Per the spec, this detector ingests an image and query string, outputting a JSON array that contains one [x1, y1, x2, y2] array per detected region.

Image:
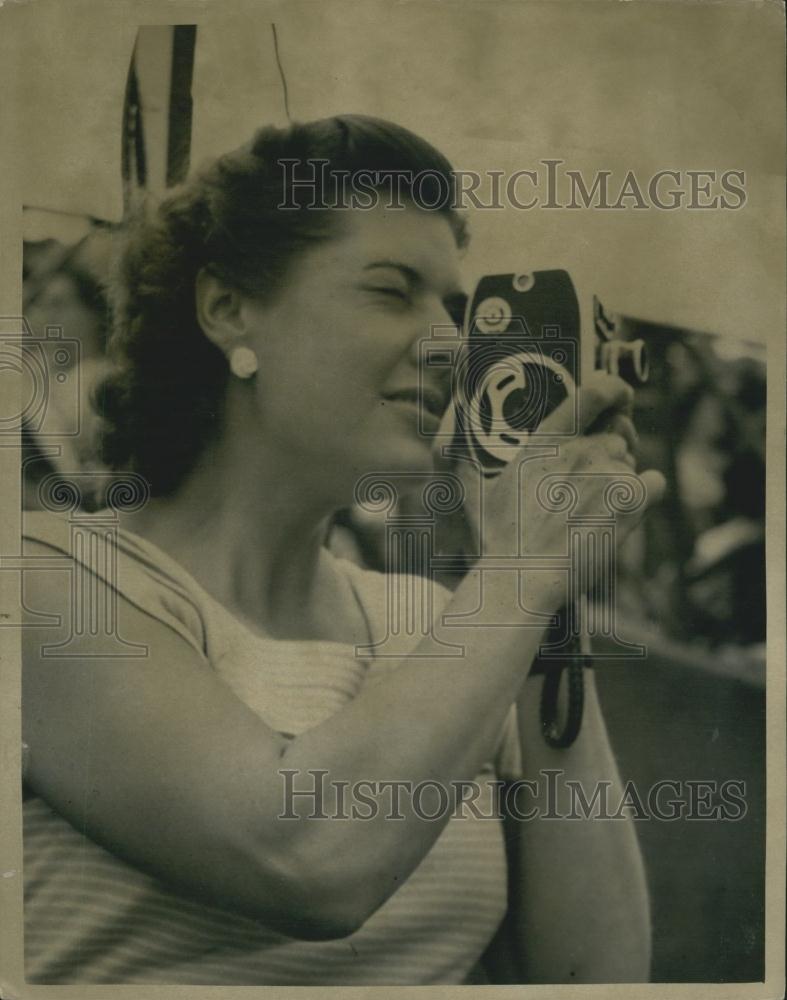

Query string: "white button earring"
[[229, 345, 259, 379]]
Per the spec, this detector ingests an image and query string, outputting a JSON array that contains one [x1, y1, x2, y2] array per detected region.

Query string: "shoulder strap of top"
[[21, 510, 208, 656]]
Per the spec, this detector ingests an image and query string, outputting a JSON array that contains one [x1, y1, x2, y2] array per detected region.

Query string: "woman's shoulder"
[[22, 509, 72, 551], [21, 509, 208, 656]]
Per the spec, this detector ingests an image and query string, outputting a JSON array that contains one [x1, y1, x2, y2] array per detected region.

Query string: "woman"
[[21, 115, 664, 985]]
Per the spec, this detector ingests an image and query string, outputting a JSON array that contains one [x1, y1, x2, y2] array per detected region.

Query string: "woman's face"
[[238, 202, 467, 494]]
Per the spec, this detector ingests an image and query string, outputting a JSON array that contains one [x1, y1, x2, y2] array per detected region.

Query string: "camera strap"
[[528, 606, 591, 748], [539, 656, 587, 748]]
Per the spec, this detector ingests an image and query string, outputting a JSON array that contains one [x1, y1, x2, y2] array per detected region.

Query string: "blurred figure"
[[683, 351, 766, 646], [685, 448, 765, 645], [22, 231, 114, 511]]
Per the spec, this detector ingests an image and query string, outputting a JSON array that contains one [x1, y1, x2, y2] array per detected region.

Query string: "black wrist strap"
[[539, 658, 587, 748], [529, 604, 590, 748]]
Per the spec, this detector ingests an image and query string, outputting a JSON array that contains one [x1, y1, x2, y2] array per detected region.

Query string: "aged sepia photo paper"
[[0, 1, 784, 997]]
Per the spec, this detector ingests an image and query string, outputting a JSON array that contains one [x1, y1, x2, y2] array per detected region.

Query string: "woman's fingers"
[[538, 371, 634, 439], [579, 371, 635, 431], [639, 467, 667, 509], [609, 467, 667, 537], [573, 432, 636, 470], [580, 441, 667, 508], [608, 467, 667, 546], [596, 412, 638, 455]]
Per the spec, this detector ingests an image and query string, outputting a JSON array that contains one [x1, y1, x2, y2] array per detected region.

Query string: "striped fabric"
[[21, 510, 522, 985]]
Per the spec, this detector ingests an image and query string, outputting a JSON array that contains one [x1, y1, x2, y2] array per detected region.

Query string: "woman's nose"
[[408, 297, 464, 360], [409, 318, 460, 409]]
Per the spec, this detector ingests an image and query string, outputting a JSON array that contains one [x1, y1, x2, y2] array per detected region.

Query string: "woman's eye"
[[367, 286, 409, 301]]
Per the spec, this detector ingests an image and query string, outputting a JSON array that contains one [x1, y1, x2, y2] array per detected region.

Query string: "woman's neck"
[[117, 435, 362, 643]]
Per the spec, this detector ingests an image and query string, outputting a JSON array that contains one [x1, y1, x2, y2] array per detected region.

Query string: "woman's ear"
[[195, 267, 245, 354]]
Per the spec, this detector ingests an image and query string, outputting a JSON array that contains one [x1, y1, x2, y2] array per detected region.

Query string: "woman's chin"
[[366, 434, 437, 476], [328, 432, 440, 501]]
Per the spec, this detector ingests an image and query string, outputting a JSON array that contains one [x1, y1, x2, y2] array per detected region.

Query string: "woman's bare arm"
[[508, 671, 652, 983], [22, 543, 559, 940]]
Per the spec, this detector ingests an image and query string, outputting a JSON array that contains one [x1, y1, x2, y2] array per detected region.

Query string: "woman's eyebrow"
[[362, 260, 467, 308]]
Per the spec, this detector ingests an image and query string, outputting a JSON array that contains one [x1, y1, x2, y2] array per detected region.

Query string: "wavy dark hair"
[[96, 115, 468, 496]]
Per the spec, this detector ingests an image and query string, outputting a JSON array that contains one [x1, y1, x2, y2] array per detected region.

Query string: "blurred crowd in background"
[[619, 320, 766, 653], [21, 224, 116, 513], [21, 221, 767, 670]]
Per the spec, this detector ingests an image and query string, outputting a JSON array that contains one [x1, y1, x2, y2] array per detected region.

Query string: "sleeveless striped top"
[[22, 511, 523, 985]]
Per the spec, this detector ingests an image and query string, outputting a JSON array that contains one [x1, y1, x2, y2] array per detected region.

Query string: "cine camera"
[[422, 268, 650, 748], [424, 268, 649, 475]]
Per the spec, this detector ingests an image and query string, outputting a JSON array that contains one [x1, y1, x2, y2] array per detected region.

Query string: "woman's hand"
[[463, 371, 666, 570]]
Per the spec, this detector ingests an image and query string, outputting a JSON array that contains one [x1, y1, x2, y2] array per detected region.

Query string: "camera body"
[[434, 268, 648, 477]]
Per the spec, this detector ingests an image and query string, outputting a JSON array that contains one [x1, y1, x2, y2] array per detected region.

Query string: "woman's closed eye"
[[361, 285, 411, 304]]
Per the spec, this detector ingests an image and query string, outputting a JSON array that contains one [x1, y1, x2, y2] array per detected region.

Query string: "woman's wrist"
[[487, 565, 567, 621], [440, 566, 566, 677]]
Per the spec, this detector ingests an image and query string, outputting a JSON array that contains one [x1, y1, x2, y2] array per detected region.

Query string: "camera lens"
[[632, 341, 649, 384], [618, 341, 649, 385]]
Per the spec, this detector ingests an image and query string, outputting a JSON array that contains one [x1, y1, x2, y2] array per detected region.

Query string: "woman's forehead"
[[316, 203, 464, 290]]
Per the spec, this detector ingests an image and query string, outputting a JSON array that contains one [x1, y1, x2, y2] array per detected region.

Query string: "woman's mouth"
[[383, 387, 446, 417], [382, 388, 445, 430]]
